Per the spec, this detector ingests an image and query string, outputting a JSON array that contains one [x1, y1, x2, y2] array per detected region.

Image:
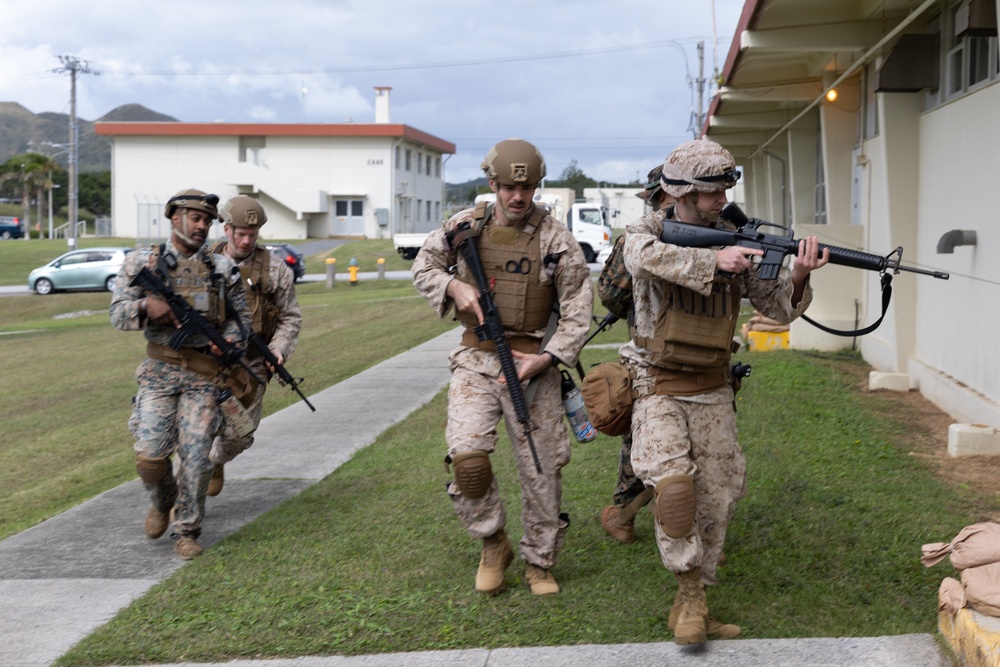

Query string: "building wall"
[[107, 133, 447, 242], [908, 80, 1000, 424], [110, 136, 238, 245]]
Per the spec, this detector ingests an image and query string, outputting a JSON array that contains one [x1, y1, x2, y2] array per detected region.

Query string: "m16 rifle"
[[447, 220, 544, 475], [659, 203, 949, 336], [129, 265, 261, 383], [245, 331, 316, 412], [660, 203, 949, 281]]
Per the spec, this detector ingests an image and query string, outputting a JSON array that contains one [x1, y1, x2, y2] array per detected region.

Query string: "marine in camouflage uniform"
[[412, 139, 593, 596], [206, 196, 303, 496], [109, 188, 252, 560], [600, 164, 670, 544], [619, 139, 829, 644]]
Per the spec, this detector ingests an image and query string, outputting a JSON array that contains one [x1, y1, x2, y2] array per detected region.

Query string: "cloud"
[[0, 0, 745, 183]]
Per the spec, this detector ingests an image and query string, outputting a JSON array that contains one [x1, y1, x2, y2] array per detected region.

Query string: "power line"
[[2, 38, 713, 83], [53, 55, 99, 251]]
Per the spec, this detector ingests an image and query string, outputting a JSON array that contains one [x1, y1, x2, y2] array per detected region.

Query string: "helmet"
[[164, 188, 220, 220], [636, 164, 664, 202], [660, 139, 740, 199], [220, 195, 267, 228], [481, 138, 546, 185]]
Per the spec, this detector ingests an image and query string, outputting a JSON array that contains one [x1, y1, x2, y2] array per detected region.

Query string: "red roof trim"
[[94, 122, 456, 154], [701, 0, 767, 137]]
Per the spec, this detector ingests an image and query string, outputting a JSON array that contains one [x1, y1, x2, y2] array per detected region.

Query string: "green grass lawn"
[[0, 274, 455, 540], [54, 333, 996, 665], [1, 252, 988, 665]]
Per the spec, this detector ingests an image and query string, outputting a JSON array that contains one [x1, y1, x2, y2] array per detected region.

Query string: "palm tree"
[[0, 152, 61, 240]]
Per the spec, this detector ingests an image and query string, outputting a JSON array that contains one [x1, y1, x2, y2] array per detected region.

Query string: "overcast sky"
[[1, 0, 743, 184]]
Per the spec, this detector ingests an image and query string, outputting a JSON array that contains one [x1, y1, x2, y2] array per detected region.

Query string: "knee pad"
[[135, 454, 171, 486], [452, 450, 493, 499], [654, 474, 697, 538]]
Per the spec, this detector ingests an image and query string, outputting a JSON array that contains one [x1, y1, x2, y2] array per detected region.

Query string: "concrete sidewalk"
[[0, 328, 954, 667]]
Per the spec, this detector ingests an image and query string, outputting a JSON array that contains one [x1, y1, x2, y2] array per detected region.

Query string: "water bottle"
[[561, 370, 598, 443]]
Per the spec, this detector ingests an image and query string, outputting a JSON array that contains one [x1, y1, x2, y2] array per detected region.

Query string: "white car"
[[28, 247, 134, 295], [595, 244, 613, 267]]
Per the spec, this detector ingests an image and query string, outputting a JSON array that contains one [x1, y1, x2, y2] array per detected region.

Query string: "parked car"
[[265, 243, 306, 282], [0, 216, 24, 240], [28, 247, 135, 295]]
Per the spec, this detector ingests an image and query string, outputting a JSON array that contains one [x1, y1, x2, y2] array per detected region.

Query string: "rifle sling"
[[801, 272, 893, 337]]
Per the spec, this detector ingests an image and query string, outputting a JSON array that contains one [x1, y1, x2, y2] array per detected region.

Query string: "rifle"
[[246, 331, 316, 412], [659, 203, 950, 281], [129, 265, 261, 384], [582, 312, 620, 347], [447, 220, 544, 475]]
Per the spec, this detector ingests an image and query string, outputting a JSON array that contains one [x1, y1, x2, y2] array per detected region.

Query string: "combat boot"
[[670, 568, 709, 645], [524, 564, 560, 595], [475, 530, 513, 595], [144, 506, 169, 539], [600, 505, 635, 543], [207, 464, 225, 497], [175, 535, 203, 560], [669, 601, 741, 640], [601, 488, 653, 544]]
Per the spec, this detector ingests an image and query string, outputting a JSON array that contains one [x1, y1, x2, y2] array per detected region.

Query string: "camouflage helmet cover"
[[220, 195, 268, 228], [164, 188, 220, 220], [481, 138, 546, 185], [660, 139, 740, 198], [636, 164, 665, 201]]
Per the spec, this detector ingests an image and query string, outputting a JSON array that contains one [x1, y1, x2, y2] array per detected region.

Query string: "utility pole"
[[54, 55, 99, 250], [695, 41, 706, 138]]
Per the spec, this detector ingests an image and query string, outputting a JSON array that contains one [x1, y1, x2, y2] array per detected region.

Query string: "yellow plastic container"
[[746, 330, 789, 351]]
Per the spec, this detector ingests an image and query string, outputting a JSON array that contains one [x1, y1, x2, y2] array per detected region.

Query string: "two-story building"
[[96, 87, 455, 243]]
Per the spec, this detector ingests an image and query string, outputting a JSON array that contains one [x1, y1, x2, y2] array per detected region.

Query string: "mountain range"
[[0, 102, 176, 173], [0, 101, 488, 196]]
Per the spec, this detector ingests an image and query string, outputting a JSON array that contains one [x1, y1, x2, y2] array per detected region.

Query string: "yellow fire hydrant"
[[348, 257, 359, 286]]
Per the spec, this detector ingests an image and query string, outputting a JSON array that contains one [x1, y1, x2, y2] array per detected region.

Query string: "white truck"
[[393, 233, 428, 260], [473, 192, 612, 263]]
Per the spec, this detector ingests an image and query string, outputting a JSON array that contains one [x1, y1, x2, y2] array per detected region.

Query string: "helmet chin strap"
[[173, 210, 201, 250]]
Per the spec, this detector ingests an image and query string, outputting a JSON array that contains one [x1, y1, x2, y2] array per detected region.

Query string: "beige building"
[[96, 88, 455, 243], [705, 0, 1000, 446]]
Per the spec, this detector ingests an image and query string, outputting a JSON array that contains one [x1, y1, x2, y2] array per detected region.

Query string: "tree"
[[78, 171, 111, 216], [0, 152, 61, 239], [548, 159, 598, 199]]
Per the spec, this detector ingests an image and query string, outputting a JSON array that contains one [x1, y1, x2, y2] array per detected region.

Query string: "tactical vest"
[[634, 273, 742, 373], [149, 244, 225, 325], [454, 203, 555, 333], [212, 242, 280, 342]]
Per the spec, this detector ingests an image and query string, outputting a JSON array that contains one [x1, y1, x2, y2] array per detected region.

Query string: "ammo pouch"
[[224, 365, 258, 408], [218, 389, 256, 438], [581, 362, 634, 436]]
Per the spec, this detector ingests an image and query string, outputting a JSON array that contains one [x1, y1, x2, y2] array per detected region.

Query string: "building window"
[[814, 132, 827, 225], [435, 202, 441, 222], [417, 153, 423, 174], [395, 146, 401, 169], [435, 156, 441, 178], [933, 3, 999, 105], [336, 200, 365, 218], [405, 149, 412, 171], [240, 136, 266, 165], [426, 155, 432, 176], [417, 199, 423, 222], [426, 200, 432, 221], [862, 64, 879, 141]]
